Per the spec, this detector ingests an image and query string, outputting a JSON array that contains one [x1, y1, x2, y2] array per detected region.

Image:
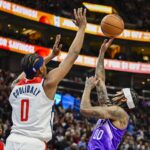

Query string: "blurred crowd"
[[7, 0, 150, 30], [0, 69, 150, 150], [116, 0, 150, 30]]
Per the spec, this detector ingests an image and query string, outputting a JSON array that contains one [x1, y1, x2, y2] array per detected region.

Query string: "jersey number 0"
[[21, 99, 29, 121]]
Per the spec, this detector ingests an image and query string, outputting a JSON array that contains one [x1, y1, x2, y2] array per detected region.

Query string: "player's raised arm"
[[95, 39, 113, 105], [96, 39, 113, 81], [80, 77, 128, 123], [46, 8, 87, 85], [10, 35, 62, 88], [44, 34, 62, 65]]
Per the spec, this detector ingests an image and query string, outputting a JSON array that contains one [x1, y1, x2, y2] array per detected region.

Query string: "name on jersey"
[[13, 85, 41, 98]]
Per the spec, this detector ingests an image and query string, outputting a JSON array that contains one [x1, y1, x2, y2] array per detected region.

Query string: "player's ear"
[[39, 66, 44, 74], [121, 98, 127, 102]]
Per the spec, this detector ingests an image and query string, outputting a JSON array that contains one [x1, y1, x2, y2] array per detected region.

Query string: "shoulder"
[[44, 68, 60, 87], [107, 106, 129, 121], [108, 106, 129, 130]]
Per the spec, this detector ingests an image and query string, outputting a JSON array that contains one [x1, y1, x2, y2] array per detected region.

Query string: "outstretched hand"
[[85, 76, 99, 90], [99, 38, 114, 55], [72, 8, 87, 30], [52, 34, 62, 56]]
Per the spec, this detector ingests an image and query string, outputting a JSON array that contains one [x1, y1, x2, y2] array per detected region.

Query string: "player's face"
[[112, 90, 127, 105]]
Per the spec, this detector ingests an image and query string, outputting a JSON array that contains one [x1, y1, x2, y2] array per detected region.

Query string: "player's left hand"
[[85, 76, 99, 89], [52, 34, 62, 56], [72, 8, 87, 30], [99, 38, 114, 55]]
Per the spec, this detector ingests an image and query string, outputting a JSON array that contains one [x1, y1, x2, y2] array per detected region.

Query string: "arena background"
[[0, 0, 150, 149]]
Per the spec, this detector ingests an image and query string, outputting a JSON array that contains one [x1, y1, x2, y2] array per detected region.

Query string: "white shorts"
[[5, 133, 47, 150]]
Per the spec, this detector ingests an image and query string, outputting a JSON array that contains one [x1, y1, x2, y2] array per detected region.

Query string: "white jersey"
[[9, 77, 54, 142]]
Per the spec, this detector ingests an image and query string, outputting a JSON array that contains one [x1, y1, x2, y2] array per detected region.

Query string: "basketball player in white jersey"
[[5, 8, 87, 150]]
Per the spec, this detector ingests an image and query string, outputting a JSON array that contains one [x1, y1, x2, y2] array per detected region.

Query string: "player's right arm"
[[45, 8, 87, 86], [80, 77, 128, 128], [95, 39, 113, 105]]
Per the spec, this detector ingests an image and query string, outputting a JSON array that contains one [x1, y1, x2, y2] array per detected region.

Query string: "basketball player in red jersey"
[[5, 8, 87, 150]]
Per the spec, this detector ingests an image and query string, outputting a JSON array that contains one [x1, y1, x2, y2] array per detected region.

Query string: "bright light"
[[83, 2, 113, 14], [143, 56, 149, 61], [147, 79, 150, 82]]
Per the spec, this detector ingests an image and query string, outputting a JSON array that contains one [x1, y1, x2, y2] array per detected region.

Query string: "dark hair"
[[118, 89, 139, 109], [123, 89, 139, 126], [21, 54, 39, 79], [110, 89, 139, 126], [130, 89, 139, 107]]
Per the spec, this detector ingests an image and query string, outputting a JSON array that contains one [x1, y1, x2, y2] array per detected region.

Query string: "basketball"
[[101, 14, 124, 37]]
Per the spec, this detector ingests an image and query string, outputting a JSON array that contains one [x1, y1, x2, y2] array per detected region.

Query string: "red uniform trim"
[[17, 77, 42, 85], [44, 142, 47, 150], [0, 141, 4, 150]]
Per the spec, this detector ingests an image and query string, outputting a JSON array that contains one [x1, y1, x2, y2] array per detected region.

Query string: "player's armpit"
[[107, 106, 129, 121]]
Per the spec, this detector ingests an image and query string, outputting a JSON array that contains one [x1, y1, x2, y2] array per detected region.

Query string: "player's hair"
[[120, 89, 139, 109], [112, 89, 139, 126], [21, 54, 40, 79]]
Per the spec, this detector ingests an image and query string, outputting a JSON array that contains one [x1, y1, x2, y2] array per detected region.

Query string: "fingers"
[[83, 8, 86, 17], [102, 38, 114, 46], [86, 76, 97, 82], [100, 38, 114, 52], [72, 19, 77, 26], [78, 8, 83, 19], [54, 34, 61, 45], [85, 76, 99, 89], [74, 9, 78, 20], [104, 39, 108, 43], [107, 38, 114, 46], [73, 8, 87, 28], [94, 79, 99, 86], [102, 39, 108, 45], [59, 44, 63, 50]]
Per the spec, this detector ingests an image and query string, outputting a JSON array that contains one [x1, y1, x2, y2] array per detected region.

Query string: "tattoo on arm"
[[109, 106, 128, 121], [95, 53, 112, 106], [92, 106, 127, 121], [96, 53, 105, 81], [96, 81, 109, 105], [92, 109, 106, 118], [110, 107, 123, 119]]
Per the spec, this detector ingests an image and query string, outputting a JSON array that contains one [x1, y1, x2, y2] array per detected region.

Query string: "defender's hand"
[[99, 38, 114, 55], [52, 34, 62, 56], [72, 8, 87, 30], [85, 76, 99, 90]]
